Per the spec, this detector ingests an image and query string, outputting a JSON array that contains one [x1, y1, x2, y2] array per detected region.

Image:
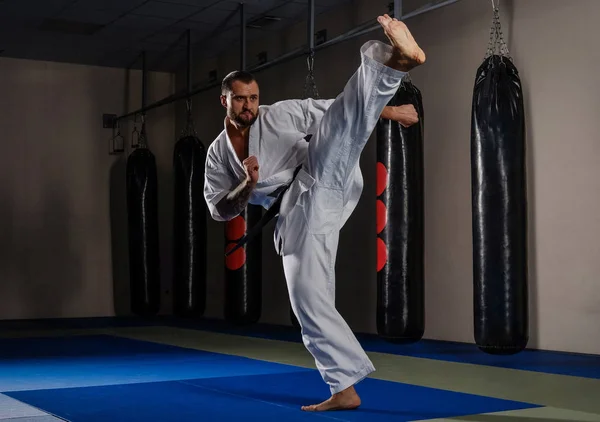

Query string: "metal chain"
[[138, 114, 148, 149], [485, 1, 511, 60], [181, 97, 198, 137], [401, 71, 412, 87], [303, 49, 320, 99], [113, 118, 124, 153], [131, 114, 140, 148]]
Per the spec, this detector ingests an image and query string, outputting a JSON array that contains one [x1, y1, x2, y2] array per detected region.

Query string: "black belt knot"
[[225, 165, 302, 256]]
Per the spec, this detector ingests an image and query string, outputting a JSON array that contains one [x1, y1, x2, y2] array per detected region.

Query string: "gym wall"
[[178, 0, 600, 356], [403, 0, 600, 356], [0, 57, 175, 320]]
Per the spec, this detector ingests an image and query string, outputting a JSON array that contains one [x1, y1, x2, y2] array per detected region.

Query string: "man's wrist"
[[381, 105, 394, 120], [245, 176, 257, 189]]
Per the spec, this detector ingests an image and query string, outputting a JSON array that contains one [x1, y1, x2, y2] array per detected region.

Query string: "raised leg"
[[278, 16, 425, 412], [306, 15, 425, 191]]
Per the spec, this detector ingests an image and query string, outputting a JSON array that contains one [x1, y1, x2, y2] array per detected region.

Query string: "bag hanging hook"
[[303, 48, 320, 99], [131, 114, 140, 148], [306, 49, 315, 73], [180, 96, 198, 138]]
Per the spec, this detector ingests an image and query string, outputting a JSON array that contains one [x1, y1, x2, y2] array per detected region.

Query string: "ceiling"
[[0, 0, 357, 72]]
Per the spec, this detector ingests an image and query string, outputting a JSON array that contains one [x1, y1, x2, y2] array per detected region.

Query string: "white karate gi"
[[204, 40, 406, 394]]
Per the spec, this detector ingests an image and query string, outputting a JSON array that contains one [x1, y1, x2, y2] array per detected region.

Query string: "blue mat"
[[186, 371, 540, 421], [7, 370, 539, 421], [0, 335, 310, 392]]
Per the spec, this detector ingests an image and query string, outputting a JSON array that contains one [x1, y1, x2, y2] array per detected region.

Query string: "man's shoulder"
[[206, 130, 227, 157]]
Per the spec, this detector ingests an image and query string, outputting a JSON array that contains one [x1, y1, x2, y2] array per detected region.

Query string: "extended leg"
[[307, 15, 425, 190]]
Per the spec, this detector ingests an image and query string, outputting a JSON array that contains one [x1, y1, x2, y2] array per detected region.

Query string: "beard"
[[229, 108, 258, 128]]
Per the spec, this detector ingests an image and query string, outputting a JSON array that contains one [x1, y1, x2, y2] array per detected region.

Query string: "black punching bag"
[[471, 10, 528, 354], [127, 125, 160, 317], [224, 205, 262, 324], [172, 135, 207, 317], [375, 78, 425, 343]]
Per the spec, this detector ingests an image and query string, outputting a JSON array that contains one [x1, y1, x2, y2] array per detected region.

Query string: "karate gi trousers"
[[274, 40, 407, 394]]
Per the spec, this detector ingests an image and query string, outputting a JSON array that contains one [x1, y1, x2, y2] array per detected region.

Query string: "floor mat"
[[6, 370, 540, 421], [0, 334, 311, 392], [160, 317, 600, 379], [2, 317, 598, 379]]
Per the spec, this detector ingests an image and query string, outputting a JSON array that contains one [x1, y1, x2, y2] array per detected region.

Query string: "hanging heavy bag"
[[126, 124, 161, 317], [224, 205, 263, 325], [471, 5, 528, 354], [375, 76, 425, 343], [172, 130, 207, 318]]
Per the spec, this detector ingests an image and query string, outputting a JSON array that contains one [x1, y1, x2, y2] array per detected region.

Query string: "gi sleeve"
[[204, 144, 235, 222]]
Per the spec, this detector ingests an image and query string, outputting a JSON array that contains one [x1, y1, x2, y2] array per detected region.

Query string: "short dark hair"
[[221, 70, 256, 95]]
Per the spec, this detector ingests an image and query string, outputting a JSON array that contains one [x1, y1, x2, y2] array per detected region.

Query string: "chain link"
[[180, 97, 198, 138], [303, 49, 320, 99], [138, 118, 148, 149], [401, 71, 412, 87], [485, 2, 511, 60]]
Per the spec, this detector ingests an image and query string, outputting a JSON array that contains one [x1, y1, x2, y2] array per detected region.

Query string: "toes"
[[378, 14, 392, 25]]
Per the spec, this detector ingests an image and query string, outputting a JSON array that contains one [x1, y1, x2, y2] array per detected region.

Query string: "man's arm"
[[212, 155, 259, 221], [214, 177, 255, 221], [381, 104, 419, 127]]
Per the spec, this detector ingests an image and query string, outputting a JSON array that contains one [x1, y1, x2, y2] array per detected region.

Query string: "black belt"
[[225, 165, 303, 257]]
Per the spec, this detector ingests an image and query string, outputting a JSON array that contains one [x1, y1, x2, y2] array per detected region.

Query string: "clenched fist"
[[381, 104, 419, 127], [396, 104, 419, 127], [243, 155, 259, 186]]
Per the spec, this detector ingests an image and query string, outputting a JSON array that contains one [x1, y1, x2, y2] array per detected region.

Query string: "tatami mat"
[[0, 318, 598, 421]]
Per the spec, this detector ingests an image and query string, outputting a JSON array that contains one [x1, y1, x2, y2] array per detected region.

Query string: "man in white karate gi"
[[204, 15, 425, 411]]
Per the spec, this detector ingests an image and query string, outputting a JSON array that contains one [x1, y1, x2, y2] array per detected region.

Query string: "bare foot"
[[377, 14, 426, 71], [301, 385, 361, 412]]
